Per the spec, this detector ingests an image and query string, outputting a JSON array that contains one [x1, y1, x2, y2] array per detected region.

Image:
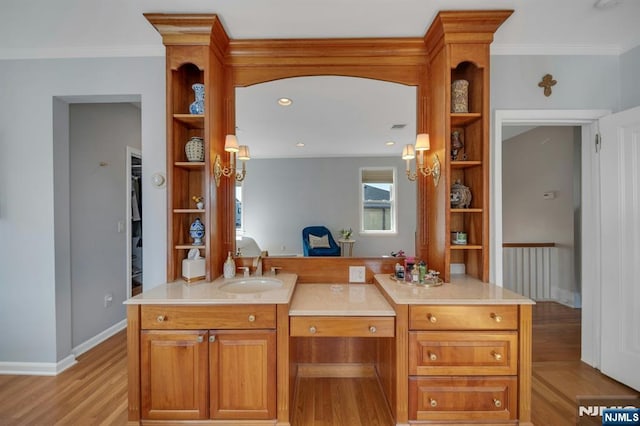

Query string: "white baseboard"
[[0, 319, 127, 376], [73, 319, 127, 357], [0, 354, 77, 376], [551, 287, 580, 308]]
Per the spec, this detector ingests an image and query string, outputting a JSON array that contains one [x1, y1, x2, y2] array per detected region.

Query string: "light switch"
[[349, 266, 366, 283], [543, 191, 556, 200]]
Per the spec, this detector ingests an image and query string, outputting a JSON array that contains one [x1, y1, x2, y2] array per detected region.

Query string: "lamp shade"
[[402, 144, 416, 160], [224, 134, 240, 153], [415, 133, 430, 151], [237, 145, 250, 161]]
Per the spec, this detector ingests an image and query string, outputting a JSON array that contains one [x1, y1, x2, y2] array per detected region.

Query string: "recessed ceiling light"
[[295, 142, 305, 147], [278, 97, 293, 106], [385, 141, 395, 146]]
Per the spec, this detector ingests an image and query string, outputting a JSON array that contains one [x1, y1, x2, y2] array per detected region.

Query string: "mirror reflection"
[[235, 76, 417, 257]]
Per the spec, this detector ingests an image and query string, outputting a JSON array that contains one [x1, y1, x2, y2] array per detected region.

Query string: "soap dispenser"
[[223, 252, 236, 278]]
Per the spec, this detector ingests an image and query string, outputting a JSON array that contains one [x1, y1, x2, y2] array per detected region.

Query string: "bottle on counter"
[[223, 251, 236, 278], [418, 261, 427, 283], [405, 256, 415, 282], [395, 262, 405, 280]]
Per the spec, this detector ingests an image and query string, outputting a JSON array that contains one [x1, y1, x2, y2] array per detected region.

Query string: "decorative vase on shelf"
[[450, 180, 472, 209], [185, 136, 204, 162], [196, 201, 204, 210], [189, 83, 205, 115], [451, 79, 469, 113], [189, 217, 205, 246], [451, 130, 465, 161]]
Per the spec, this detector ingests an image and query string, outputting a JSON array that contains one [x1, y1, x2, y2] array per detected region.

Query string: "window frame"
[[359, 166, 398, 235]]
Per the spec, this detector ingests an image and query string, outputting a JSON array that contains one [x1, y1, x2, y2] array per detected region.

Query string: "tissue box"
[[182, 258, 205, 283]]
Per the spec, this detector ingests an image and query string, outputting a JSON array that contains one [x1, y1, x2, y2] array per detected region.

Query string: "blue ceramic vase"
[[189, 83, 205, 114], [189, 217, 205, 245]]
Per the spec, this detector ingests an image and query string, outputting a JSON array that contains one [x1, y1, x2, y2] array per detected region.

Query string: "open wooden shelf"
[[174, 161, 205, 169], [451, 113, 482, 127], [173, 114, 204, 128], [451, 161, 482, 169], [450, 208, 483, 213], [450, 245, 483, 250], [173, 209, 206, 213]]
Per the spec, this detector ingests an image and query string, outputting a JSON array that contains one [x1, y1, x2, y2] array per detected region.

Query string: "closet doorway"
[[127, 147, 142, 297]]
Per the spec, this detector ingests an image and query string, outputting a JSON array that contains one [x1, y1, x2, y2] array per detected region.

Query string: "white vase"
[[185, 136, 204, 162]]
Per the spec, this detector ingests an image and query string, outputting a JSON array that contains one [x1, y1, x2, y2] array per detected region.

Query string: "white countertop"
[[124, 273, 297, 305], [375, 274, 535, 305], [289, 284, 396, 316]]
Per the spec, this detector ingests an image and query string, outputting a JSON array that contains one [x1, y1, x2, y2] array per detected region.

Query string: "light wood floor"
[[0, 302, 637, 425]]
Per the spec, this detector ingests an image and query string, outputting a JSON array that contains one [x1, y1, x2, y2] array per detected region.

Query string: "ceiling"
[[2, 0, 639, 158]]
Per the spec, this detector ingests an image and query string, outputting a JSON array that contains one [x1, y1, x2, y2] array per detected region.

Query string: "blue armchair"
[[302, 226, 341, 256]]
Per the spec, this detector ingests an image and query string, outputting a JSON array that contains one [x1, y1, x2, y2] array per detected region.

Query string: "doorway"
[[493, 109, 608, 368], [501, 125, 581, 307], [127, 147, 142, 297]]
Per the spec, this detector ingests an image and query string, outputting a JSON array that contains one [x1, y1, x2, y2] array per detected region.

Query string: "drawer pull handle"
[[493, 398, 502, 408], [248, 314, 256, 322], [309, 326, 317, 334], [427, 314, 437, 323], [156, 315, 166, 323], [369, 326, 377, 334], [429, 352, 438, 361], [490, 313, 503, 323], [430, 398, 438, 408], [491, 351, 503, 361], [209, 335, 216, 343], [197, 336, 203, 343]]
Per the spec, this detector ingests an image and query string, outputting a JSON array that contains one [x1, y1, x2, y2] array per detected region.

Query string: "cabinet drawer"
[[290, 316, 394, 337], [409, 376, 517, 421], [409, 305, 517, 330], [409, 331, 517, 375], [141, 305, 276, 329]]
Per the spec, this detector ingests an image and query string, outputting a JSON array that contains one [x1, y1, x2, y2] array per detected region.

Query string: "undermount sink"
[[219, 278, 284, 294]]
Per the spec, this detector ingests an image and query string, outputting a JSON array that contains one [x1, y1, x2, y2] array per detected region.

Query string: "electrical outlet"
[[104, 293, 113, 308], [349, 266, 366, 283]]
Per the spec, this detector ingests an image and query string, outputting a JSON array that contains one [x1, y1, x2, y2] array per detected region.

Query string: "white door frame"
[[126, 146, 142, 299], [493, 109, 609, 367]]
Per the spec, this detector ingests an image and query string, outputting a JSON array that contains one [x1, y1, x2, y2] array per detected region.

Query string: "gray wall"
[[621, 45, 640, 110], [502, 126, 580, 302], [0, 57, 165, 365], [242, 157, 416, 257], [69, 103, 140, 347], [491, 55, 620, 111]]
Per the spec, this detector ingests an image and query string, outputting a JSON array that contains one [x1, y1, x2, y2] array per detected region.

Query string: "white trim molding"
[[493, 109, 609, 368], [72, 319, 127, 358], [0, 355, 77, 376]]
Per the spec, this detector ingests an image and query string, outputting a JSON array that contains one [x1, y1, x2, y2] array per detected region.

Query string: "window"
[[360, 167, 396, 234], [235, 183, 243, 231]]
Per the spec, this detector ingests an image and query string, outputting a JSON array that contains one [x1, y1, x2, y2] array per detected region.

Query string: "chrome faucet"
[[237, 266, 250, 278], [252, 255, 263, 277]]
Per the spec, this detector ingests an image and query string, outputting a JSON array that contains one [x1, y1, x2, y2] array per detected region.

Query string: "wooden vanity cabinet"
[[407, 305, 524, 423], [139, 305, 277, 422]]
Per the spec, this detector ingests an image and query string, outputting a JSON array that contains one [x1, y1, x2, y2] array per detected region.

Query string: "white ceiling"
[[2, 0, 639, 158]]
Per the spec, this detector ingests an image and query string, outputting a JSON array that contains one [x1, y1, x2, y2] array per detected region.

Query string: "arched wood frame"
[[218, 38, 431, 264]]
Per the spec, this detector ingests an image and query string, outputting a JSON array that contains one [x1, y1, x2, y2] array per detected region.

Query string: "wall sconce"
[[214, 135, 250, 187], [402, 133, 441, 186]]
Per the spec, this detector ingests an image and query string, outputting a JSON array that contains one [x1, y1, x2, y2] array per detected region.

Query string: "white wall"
[[241, 157, 416, 257], [0, 57, 166, 367], [69, 103, 140, 347], [502, 126, 580, 303]]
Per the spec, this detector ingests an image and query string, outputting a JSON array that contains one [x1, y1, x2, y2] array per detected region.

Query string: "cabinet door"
[[141, 330, 208, 420], [210, 330, 276, 420]]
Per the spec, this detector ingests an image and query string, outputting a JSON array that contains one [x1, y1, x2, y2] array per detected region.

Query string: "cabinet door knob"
[[490, 313, 503, 323], [309, 326, 317, 334], [493, 398, 502, 408], [197, 336, 203, 343], [429, 352, 438, 361], [248, 314, 256, 322], [491, 351, 503, 361], [429, 398, 438, 407], [369, 326, 377, 334], [427, 314, 437, 323], [209, 335, 216, 343], [156, 315, 166, 322]]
